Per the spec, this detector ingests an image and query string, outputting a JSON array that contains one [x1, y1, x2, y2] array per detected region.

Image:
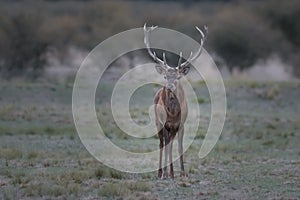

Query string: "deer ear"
[[179, 66, 190, 76], [155, 65, 166, 74]]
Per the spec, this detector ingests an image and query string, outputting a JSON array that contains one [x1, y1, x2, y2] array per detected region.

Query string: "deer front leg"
[[162, 127, 169, 179], [169, 135, 174, 179], [178, 126, 186, 177], [158, 129, 163, 178]]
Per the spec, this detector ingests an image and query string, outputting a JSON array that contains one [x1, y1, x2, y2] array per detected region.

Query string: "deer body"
[[144, 23, 207, 178], [154, 82, 188, 178]]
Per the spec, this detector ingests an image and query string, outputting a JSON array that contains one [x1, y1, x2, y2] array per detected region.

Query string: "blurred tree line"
[[0, 0, 299, 79]]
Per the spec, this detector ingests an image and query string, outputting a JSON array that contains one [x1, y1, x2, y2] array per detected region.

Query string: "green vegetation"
[[0, 10, 48, 79], [0, 0, 300, 78], [98, 181, 150, 197], [0, 80, 299, 199], [0, 148, 22, 160]]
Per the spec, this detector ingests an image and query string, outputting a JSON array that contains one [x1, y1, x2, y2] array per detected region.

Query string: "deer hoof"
[[158, 169, 162, 178], [161, 172, 168, 179], [180, 171, 187, 177], [170, 171, 174, 179]]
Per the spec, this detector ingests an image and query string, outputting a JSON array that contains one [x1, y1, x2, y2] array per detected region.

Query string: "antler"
[[176, 25, 208, 69], [144, 23, 171, 69], [144, 24, 208, 70]]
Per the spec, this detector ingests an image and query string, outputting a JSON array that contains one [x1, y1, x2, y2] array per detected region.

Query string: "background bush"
[[207, 6, 287, 71], [0, 10, 48, 79], [0, 0, 299, 79], [257, 0, 300, 76]]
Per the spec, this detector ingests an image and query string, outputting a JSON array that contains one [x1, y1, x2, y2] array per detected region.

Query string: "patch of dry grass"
[[0, 148, 22, 160], [98, 181, 150, 198]]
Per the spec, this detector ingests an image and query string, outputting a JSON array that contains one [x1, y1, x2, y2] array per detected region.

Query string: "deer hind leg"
[[158, 129, 163, 178], [169, 134, 175, 179], [178, 126, 186, 177], [162, 127, 169, 179]]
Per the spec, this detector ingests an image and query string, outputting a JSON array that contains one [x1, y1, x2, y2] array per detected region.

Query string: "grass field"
[[0, 80, 299, 199]]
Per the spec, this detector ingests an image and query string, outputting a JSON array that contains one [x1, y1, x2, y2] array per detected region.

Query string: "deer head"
[[144, 24, 208, 92]]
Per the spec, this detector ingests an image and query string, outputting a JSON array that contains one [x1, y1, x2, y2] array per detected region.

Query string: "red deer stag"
[[144, 24, 208, 178]]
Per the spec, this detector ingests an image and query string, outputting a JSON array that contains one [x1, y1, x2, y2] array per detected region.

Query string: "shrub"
[[256, 0, 300, 76], [208, 6, 286, 71], [258, 0, 300, 48], [0, 10, 49, 79]]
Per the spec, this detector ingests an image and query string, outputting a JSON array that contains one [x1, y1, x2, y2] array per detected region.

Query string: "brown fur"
[[154, 83, 188, 178]]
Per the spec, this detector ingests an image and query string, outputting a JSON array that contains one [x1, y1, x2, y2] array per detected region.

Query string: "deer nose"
[[166, 84, 175, 92]]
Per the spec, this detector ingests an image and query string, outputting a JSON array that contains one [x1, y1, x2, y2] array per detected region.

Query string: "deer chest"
[[164, 120, 180, 133]]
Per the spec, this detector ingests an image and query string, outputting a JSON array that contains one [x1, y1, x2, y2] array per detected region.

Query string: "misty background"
[[0, 0, 299, 82]]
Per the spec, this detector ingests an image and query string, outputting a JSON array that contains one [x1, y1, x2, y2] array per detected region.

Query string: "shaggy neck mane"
[[162, 87, 181, 117]]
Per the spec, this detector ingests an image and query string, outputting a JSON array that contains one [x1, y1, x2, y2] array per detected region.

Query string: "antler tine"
[[162, 52, 167, 65], [144, 23, 171, 68], [176, 52, 183, 70], [179, 25, 208, 68], [178, 51, 193, 68]]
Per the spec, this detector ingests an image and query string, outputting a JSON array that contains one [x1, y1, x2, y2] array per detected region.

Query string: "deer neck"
[[163, 86, 181, 117]]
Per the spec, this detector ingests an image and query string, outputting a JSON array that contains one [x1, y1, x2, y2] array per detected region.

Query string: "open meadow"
[[0, 80, 299, 199]]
